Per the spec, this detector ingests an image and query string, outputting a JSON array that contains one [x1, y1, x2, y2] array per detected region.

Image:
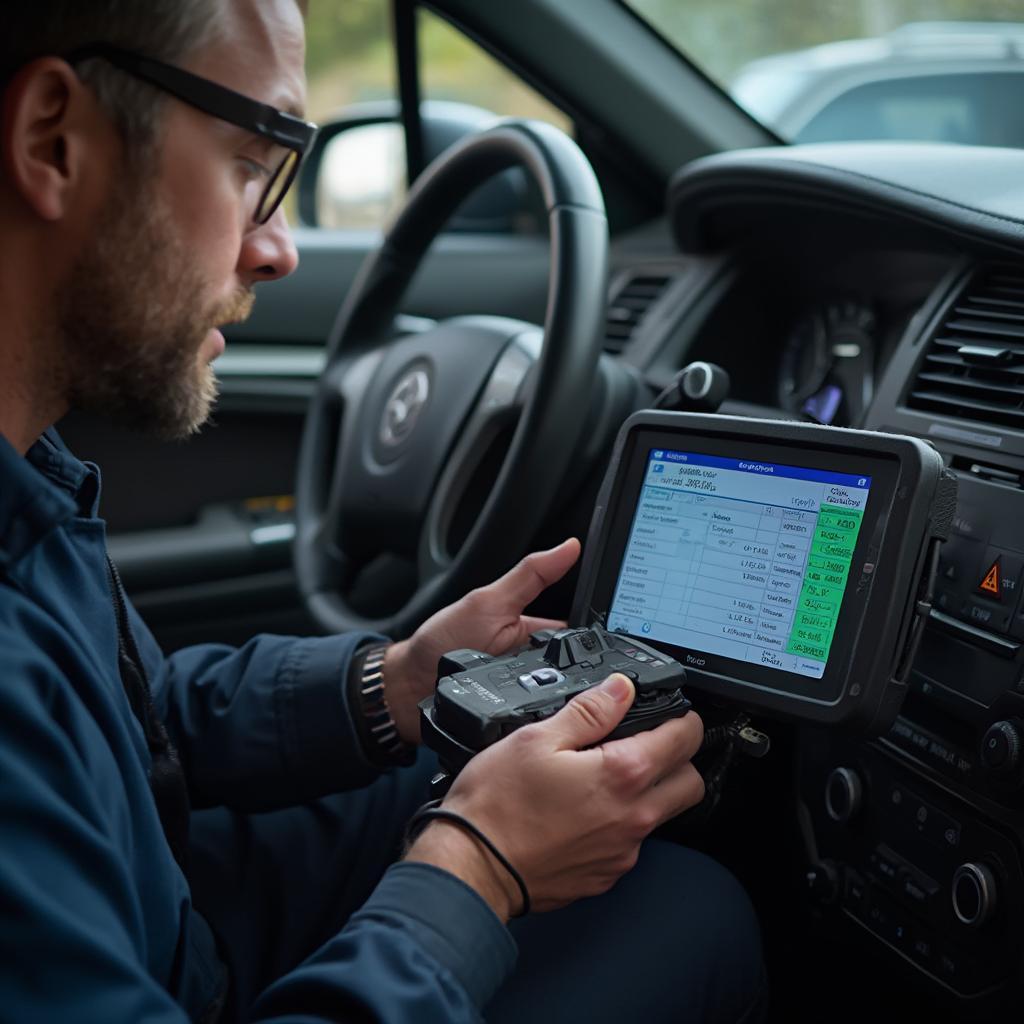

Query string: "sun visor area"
[[668, 141, 1024, 257]]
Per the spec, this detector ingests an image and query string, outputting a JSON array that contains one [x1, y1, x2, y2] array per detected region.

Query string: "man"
[[0, 2, 765, 1021]]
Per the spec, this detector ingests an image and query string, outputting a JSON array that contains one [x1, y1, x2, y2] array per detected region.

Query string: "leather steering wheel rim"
[[294, 120, 608, 637]]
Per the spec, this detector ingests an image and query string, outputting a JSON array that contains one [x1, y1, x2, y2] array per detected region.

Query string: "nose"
[[237, 206, 299, 283]]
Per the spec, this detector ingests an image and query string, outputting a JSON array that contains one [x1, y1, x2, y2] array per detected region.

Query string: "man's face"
[[59, 163, 255, 439], [58, 0, 305, 440]]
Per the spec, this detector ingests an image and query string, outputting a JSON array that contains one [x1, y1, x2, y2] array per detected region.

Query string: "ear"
[[1, 57, 105, 222]]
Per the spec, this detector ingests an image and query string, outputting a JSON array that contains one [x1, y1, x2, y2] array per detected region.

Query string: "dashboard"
[[606, 141, 1024, 1015], [677, 246, 952, 427]]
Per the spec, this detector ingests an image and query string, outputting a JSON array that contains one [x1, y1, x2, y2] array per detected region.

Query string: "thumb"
[[541, 673, 635, 750]]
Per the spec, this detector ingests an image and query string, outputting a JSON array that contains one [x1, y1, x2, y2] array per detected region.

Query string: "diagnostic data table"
[[607, 451, 871, 679]]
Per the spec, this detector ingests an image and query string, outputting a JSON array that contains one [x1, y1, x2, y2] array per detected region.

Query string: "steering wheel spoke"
[[418, 328, 542, 580]]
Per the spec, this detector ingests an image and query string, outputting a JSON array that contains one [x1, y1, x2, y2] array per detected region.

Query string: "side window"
[[301, 0, 399, 229], [305, 1, 397, 121], [301, 4, 570, 230], [418, 9, 570, 132]]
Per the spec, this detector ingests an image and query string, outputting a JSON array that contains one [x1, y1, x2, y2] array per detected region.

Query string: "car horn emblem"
[[380, 367, 430, 447]]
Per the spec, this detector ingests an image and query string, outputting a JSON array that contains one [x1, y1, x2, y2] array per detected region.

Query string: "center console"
[[798, 262, 1024, 1006]]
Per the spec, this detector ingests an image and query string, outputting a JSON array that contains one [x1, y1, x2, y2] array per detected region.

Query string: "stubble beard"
[[58, 177, 252, 441]]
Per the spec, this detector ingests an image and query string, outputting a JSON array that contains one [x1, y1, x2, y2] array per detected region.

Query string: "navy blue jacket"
[[0, 432, 515, 1021]]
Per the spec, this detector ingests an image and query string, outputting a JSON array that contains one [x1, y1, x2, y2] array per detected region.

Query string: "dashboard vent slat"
[[942, 317, 1024, 341], [604, 273, 672, 354], [907, 264, 1024, 431], [926, 353, 1024, 378], [915, 371, 1024, 400], [953, 304, 1024, 324]]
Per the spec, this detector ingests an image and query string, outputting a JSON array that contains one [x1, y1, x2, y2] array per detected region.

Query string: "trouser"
[[188, 750, 767, 1023]]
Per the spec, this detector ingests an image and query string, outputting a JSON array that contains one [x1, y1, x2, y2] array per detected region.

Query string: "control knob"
[[979, 720, 1022, 776], [805, 858, 840, 905], [824, 767, 863, 824], [653, 361, 731, 413], [951, 862, 998, 927], [678, 362, 730, 412]]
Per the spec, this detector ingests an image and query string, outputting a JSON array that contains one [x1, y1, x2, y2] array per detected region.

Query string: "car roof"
[[732, 21, 1024, 133]]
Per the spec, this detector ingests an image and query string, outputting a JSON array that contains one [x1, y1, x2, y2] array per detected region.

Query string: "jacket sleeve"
[[0, 645, 517, 1024], [131, 602, 388, 811], [251, 863, 517, 1023]]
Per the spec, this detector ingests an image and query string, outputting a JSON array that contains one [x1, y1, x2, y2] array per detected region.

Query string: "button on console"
[[979, 547, 1024, 608], [960, 597, 1012, 633]]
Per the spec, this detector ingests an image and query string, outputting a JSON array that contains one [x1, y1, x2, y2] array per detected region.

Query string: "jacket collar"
[[0, 428, 101, 573]]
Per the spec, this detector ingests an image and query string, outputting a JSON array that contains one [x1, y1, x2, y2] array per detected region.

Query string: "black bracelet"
[[407, 802, 531, 918]]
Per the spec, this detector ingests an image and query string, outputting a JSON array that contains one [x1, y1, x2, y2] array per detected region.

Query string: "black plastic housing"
[[419, 625, 691, 774], [571, 411, 956, 735]]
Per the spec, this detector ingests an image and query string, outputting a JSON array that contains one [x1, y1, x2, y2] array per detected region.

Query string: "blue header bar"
[[649, 448, 871, 490]]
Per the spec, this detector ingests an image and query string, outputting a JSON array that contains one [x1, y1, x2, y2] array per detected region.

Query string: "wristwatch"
[[351, 642, 416, 767]]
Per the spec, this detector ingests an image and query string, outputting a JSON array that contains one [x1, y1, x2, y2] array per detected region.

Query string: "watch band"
[[356, 643, 416, 767]]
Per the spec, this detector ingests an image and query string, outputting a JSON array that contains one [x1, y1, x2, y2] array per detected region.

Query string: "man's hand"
[[382, 538, 581, 744], [405, 673, 705, 922]]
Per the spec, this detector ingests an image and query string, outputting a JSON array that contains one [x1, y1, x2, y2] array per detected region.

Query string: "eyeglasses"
[[67, 43, 318, 225]]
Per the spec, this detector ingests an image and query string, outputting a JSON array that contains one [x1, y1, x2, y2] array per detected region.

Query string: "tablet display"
[[606, 449, 871, 679]]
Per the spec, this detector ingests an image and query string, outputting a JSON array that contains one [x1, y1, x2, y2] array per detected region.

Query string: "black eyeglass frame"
[[67, 43, 318, 223]]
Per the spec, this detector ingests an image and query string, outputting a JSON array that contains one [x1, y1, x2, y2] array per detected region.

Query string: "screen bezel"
[[587, 428, 902, 706]]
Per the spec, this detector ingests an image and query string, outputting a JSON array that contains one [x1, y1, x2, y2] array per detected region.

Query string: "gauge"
[[777, 299, 877, 425]]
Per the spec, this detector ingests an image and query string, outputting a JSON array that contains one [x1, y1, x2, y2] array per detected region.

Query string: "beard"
[[58, 177, 253, 441]]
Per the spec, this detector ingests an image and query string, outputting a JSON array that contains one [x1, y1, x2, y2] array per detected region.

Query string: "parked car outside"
[[730, 21, 1024, 147]]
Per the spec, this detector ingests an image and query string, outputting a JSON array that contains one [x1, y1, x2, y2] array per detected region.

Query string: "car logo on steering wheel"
[[380, 367, 430, 447]]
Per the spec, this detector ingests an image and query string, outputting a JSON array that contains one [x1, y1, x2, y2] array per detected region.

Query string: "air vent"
[[604, 273, 672, 354], [907, 265, 1024, 430]]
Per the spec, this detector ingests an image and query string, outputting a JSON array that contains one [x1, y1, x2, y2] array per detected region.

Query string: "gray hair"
[[2, 2, 223, 154]]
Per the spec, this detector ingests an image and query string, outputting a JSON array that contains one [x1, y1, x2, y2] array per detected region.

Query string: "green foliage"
[[305, 0, 391, 78], [303, 2, 566, 128]]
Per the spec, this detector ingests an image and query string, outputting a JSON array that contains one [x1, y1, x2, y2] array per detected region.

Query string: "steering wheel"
[[294, 120, 608, 638]]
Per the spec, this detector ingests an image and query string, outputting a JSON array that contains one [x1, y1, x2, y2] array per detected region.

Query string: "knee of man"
[[634, 840, 766, 1017], [640, 839, 761, 950]]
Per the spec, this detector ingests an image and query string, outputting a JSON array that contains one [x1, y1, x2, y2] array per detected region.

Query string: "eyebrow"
[[271, 91, 306, 121]]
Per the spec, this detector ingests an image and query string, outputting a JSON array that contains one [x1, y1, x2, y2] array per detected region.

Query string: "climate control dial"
[[825, 767, 863, 824], [951, 862, 998, 927], [979, 720, 1022, 776]]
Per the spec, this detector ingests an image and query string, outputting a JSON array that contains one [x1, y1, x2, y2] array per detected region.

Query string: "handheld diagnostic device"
[[420, 623, 691, 775]]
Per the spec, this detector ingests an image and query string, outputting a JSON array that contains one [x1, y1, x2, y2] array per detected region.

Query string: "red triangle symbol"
[[979, 561, 1001, 597]]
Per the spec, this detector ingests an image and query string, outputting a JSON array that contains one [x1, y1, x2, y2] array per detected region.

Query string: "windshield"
[[622, 1, 1024, 148]]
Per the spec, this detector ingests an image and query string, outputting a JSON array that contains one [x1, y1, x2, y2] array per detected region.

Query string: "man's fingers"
[[599, 710, 704, 787], [519, 616, 567, 635], [642, 761, 707, 828], [483, 538, 581, 610]]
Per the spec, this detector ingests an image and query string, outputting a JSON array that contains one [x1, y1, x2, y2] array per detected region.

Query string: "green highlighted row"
[[785, 504, 864, 664]]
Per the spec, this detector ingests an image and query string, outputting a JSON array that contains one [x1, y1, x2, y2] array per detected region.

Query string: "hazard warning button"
[[978, 559, 1002, 599], [977, 548, 1024, 608]]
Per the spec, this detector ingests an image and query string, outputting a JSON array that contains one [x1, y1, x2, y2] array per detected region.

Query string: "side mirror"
[[297, 100, 543, 232]]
